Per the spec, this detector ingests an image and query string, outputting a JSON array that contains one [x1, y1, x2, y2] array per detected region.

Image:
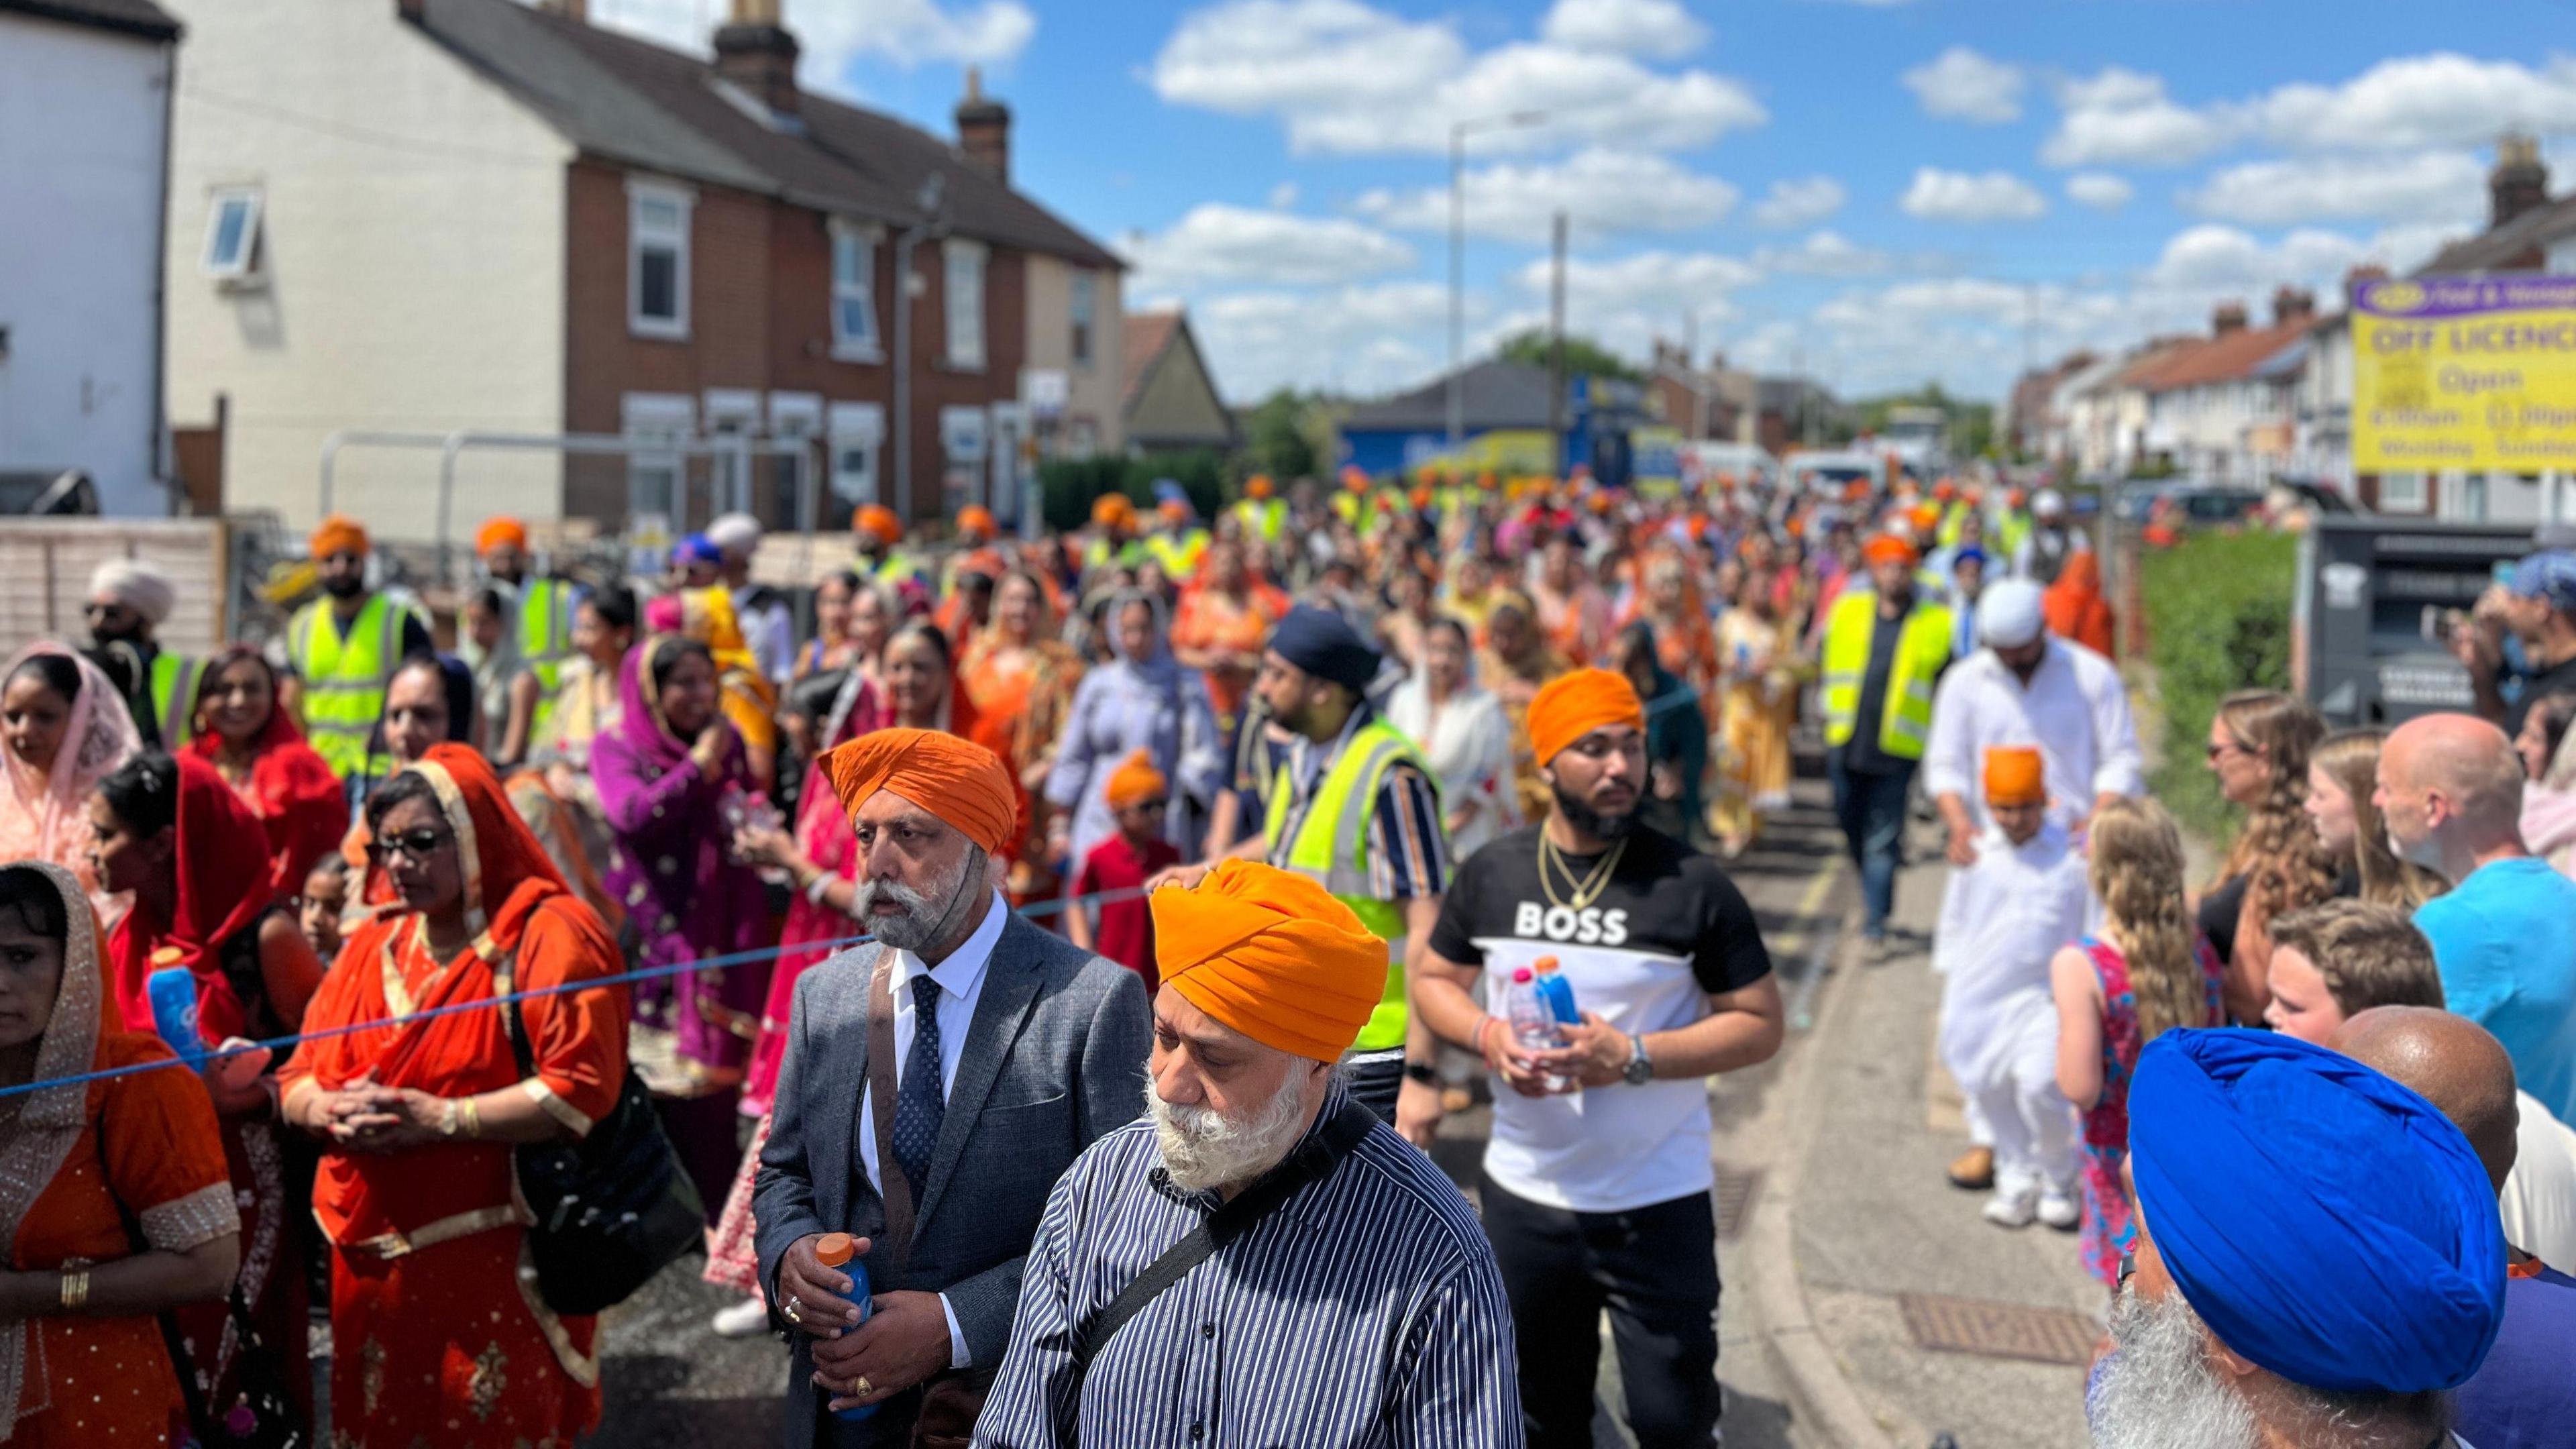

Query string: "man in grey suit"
[[755, 730, 1152, 1447]]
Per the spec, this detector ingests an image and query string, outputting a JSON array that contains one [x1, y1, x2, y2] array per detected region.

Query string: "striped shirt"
[[1265, 704, 1452, 900], [971, 1079, 1523, 1449]]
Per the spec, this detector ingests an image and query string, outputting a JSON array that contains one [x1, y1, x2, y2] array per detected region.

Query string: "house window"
[[770, 392, 824, 529], [628, 180, 694, 340], [622, 392, 695, 524], [944, 239, 987, 370], [941, 405, 989, 511], [826, 401, 885, 528], [1070, 272, 1095, 368], [201, 188, 263, 282], [830, 221, 881, 362], [704, 388, 761, 514], [2377, 472, 2428, 513]]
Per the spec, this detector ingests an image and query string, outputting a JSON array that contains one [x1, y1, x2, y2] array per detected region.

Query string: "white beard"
[[859, 849, 981, 953], [1146, 1067, 1313, 1195], [2090, 1287, 2260, 1449]]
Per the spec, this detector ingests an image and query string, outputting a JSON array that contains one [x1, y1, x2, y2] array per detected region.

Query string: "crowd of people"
[[0, 464, 2568, 1448]]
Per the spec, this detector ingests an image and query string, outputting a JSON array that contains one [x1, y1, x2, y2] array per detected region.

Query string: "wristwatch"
[[1622, 1033, 1654, 1086], [1403, 1061, 1439, 1087]]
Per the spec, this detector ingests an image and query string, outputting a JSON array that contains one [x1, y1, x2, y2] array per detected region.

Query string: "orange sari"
[[278, 746, 628, 1448], [5, 862, 237, 1449], [960, 597, 1086, 904], [1169, 582, 1287, 725]]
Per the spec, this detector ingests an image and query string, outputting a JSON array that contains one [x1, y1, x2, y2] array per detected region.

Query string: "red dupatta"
[[188, 645, 347, 894], [106, 752, 280, 1044]]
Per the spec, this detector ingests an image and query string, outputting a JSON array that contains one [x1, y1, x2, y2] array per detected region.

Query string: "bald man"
[[2377, 713, 2576, 1126], [2336, 1007, 2576, 1449]]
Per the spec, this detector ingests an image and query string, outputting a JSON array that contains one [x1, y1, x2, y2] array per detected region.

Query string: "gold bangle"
[[460, 1096, 482, 1140], [59, 1271, 89, 1311]]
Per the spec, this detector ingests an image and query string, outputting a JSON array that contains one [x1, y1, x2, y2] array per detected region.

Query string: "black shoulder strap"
[[1067, 1099, 1375, 1379]]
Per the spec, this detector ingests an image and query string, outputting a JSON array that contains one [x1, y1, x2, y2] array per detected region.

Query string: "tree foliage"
[[1495, 330, 1644, 384]]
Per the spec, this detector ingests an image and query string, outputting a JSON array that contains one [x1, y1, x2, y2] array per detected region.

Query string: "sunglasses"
[[366, 826, 449, 865]]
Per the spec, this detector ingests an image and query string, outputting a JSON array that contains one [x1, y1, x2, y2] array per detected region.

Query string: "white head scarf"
[[87, 559, 176, 627]]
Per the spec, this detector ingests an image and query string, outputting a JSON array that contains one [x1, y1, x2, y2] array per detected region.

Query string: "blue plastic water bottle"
[[145, 962, 209, 1069], [1533, 957, 1581, 1026], [814, 1233, 875, 1421]]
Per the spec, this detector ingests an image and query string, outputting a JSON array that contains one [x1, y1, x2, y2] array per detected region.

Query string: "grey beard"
[[859, 847, 985, 953], [2390, 825, 2449, 877], [2090, 1287, 2259, 1449], [1146, 1065, 1312, 1195]]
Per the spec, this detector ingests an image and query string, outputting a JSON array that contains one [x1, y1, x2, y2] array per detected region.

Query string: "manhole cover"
[[1714, 1169, 1762, 1240], [1896, 1293, 2098, 1366]]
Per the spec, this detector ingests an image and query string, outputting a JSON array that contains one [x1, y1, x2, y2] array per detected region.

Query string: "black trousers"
[[1480, 1173, 1722, 1449]]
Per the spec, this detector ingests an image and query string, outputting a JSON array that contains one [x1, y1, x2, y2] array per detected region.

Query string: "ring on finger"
[[851, 1375, 874, 1399], [783, 1294, 803, 1325]]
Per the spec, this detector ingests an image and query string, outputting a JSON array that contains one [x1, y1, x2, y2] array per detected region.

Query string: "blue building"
[[1336, 360, 1652, 485]]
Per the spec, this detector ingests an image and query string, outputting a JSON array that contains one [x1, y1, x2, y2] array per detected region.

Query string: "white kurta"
[[1934, 822, 2098, 1191], [1921, 639, 2144, 835]]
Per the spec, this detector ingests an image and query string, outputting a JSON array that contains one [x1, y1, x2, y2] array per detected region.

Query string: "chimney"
[[955, 68, 1011, 182], [396, 0, 425, 22], [714, 0, 800, 117], [2271, 286, 2315, 327], [2212, 301, 2248, 336], [2491, 131, 2550, 230]]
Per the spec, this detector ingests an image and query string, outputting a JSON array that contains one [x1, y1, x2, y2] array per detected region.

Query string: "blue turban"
[[1951, 545, 1987, 572], [1268, 603, 1380, 695], [2131, 1028, 2505, 1394], [675, 533, 722, 568]]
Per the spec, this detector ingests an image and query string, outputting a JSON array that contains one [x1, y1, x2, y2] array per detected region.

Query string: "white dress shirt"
[[855, 888, 1008, 1368], [1921, 639, 2143, 834]]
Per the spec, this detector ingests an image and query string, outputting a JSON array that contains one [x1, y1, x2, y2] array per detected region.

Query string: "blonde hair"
[[2266, 900, 2443, 1018], [2090, 796, 2205, 1046], [2213, 690, 2338, 932], [2310, 729, 2447, 910]]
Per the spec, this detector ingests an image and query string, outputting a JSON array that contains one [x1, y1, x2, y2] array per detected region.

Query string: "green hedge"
[[1038, 451, 1230, 533], [2139, 529, 2300, 847]]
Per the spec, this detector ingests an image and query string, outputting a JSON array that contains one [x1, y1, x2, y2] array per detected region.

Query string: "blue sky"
[[581, 0, 2576, 404]]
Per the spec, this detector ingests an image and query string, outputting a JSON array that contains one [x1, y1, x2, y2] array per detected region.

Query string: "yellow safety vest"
[[148, 651, 203, 751], [288, 594, 410, 780], [1144, 529, 1208, 580], [1996, 511, 2032, 565], [1082, 537, 1146, 574], [1819, 589, 1952, 761], [516, 579, 578, 739], [1265, 718, 1438, 1054], [1231, 498, 1285, 543], [1937, 502, 1969, 549]]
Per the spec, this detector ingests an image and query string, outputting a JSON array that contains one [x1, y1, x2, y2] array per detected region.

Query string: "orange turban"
[[1908, 503, 1942, 532], [1246, 475, 1274, 500], [1104, 749, 1168, 811], [1527, 668, 1645, 767], [1409, 486, 1433, 511], [1157, 498, 1189, 525], [1151, 860, 1387, 1062], [1340, 468, 1369, 494], [855, 505, 902, 546], [1933, 481, 1958, 502], [1984, 746, 2045, 808], [309, 514, 369, 560], [2006, 488, 2029, 509], [818, 728, 1017, 857], [1841, 480, 1871, 504], [956, 505, 996, 541], [1091, 493, 1135, 529], [1862, 534, 1920, 568], [475, 517, 528, 557]]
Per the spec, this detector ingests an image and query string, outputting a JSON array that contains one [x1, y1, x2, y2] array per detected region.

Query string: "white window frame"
[[704, 388, 761, 514], [1069, 271, 1096, 368], [828, 401, 886, 511], [828, 219, 883, 364], [627, 178, 694, 341], [201, 187, 264, 284], [621, 391, 696, 523], [770, 392, 824, 529], [2377, 471, 2428, 514], [943, 239, 987, 372]]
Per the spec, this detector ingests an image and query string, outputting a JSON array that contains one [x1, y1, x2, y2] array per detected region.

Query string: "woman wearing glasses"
[[278, 743, 627, 1446]]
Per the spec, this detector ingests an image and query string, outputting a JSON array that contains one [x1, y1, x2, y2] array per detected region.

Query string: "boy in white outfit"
[[1932, 745, 2096, 1228]]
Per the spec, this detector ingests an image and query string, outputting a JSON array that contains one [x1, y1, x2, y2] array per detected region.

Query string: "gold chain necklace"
[[1538, 830, 1626, 913]]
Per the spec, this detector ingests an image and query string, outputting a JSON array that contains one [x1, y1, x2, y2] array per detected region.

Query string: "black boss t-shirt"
[[1430, 823, 1773, 996]]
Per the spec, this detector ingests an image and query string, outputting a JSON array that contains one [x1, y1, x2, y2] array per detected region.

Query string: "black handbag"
[[498, 975, 706, 1316]]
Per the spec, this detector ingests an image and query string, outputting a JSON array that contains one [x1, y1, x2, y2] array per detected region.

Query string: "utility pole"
[[1548, 209, 1567, 479]]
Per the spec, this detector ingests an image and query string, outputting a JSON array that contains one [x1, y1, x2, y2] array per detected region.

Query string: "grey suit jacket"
[[754, 910, 1151, 1448]]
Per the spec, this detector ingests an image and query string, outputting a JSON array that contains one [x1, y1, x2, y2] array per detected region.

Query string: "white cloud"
[[2184, 150, 2486, 226], [1150, 0, 1764, 155], [1352, 149, 1737, 243], [1902, 46, 2023, 123], [1538, 0, 1707, 60], [2141, 223, 2367, 290], [2248, 53, 2576, 151], [2041, 66, 2234, 167], [1266, 180, 1299, 209], [1189, 280, 1455, 398], [1751, 229, 1895, 277], [1751, 175, 1847, 228], [2064, 172, 2134, 211], [576, 0, 1034, 81], [1899, 167, 2048, 222], [1122, 204, 1415, 286]]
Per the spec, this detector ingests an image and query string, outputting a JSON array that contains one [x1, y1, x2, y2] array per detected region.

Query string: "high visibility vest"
[[1819, 590, 1951, 762], [148, 651, 203, 751], [1081, 537, 1146, 574], [288, 594, 411, 780], [1231, 498, 1285, 543], [1996, 511, 2033, 567], [1265, 718, 1438, 1054], [1937, 502, 1969, 549], [1144, 529, 1208, 580], [516, 578, 579, 739], [1330, 492, 1365, 531]]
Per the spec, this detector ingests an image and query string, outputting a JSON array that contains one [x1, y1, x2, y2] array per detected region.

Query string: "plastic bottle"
[[1504, 967, 1570, 1092], [145, 953, 209, 1069], [1532, 956, 1580, 1028], [813, 1232, 874, 1421]]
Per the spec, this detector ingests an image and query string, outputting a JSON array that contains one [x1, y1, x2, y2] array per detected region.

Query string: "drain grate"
[[1713, 1169, 1762, 1240], [1896, 1293, 2098, 1366]]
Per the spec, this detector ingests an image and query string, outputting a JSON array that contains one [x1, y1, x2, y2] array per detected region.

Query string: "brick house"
[[164, 0, 1123, 548]]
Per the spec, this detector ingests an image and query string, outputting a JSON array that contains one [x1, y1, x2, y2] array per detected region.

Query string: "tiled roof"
[[2127, 319, 2314, 392], [1342, 360, 1560, 433], [417, 0, 1119, 270], [2420, 195, 2576, 274], [1, 0, 179, 38], [1122, 311, 1181, 411]]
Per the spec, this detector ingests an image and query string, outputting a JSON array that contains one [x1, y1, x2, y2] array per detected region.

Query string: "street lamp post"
[[1448, 111, 1548, 451]]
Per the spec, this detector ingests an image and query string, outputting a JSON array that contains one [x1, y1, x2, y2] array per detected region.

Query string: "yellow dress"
[[1713, 608, 1795, 847]]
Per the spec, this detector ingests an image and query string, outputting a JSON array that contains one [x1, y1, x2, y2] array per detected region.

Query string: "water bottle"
[[813, 1232, 875, 1421], [1532, 956, 1581, 1027], [145, 957, 209, 1069], [1505, 967, 1570, 1092]]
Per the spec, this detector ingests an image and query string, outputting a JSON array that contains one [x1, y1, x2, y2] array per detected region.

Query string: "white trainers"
[[2037, 1183, 2082, 1232], [711, 1295, 771, 1338], [1982, 1183, 2038, 1228]]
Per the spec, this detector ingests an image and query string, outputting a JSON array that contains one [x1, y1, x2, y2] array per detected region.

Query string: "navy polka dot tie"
[[892, 974, 945, 1198]]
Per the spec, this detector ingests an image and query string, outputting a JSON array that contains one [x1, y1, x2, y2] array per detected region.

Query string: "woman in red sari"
[[1, 860, 240, 1449], [188, 647, 345, 900], [90, 751, 324, 1442], [278, 744, 627, 1448]]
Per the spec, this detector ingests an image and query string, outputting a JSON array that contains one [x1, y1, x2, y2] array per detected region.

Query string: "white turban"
[[1978, 578, 2046, 649], [706, 512, 762, 559], [2032, 488, 2065, 519], [89, 558, 176, 627]]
